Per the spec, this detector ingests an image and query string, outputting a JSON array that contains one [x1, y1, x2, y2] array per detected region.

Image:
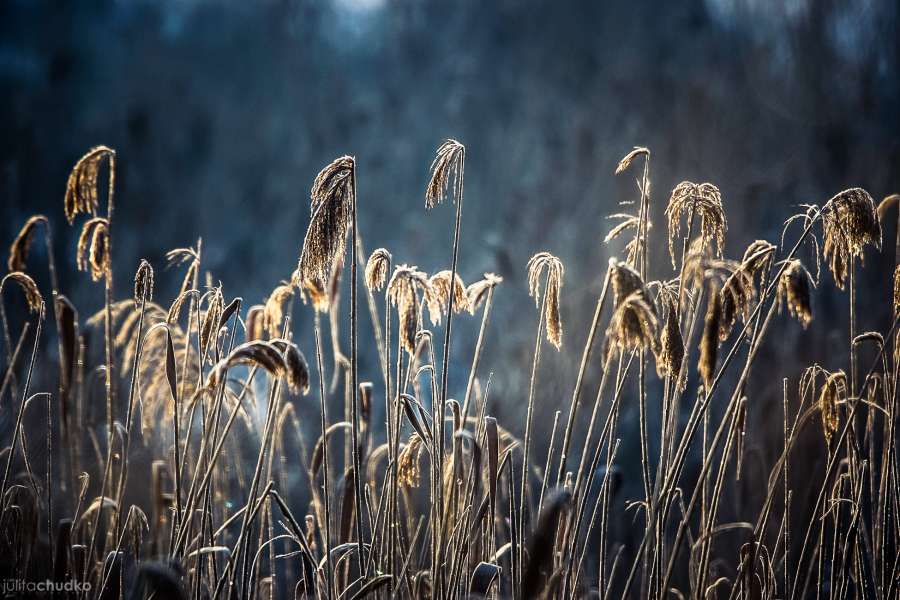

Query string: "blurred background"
[[1, 0, 899, 586]]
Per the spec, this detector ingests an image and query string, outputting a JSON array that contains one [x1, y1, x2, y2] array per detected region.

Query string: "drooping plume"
[[777, 259, 815, 328], [665, 182, 727, 268], [365, 248, 392, 292], [425, 140, 465, 209], [386, 265, 433, 355], [8, 215, 48, 272], [822, 187, 881, 289], [296, 156, 355, 287], [527, 252, 564, 349], [64, 145, 116, 223]]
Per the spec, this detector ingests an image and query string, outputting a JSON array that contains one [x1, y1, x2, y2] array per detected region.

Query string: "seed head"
[[8, 215, 48, 272], [397, 433, 424, 488], [777, 259, 814, 328], [699, 284, 722, 392], [133, 259, 154, 305], [655, 300, 684, 380], [527, 252, 565, 349], [665, 182, 727, 268], [365, 248, 392, 292], [425, 139, 465, 209], [822, 188, 881, 289], [818, 370, 846, 443], [387, 265, 432, 355], [428, 270, 468, 324], [64, 146, 115, 223], [740, 239, 776, 278], [1, 272, 44, 315], [615, 146, 649, 175], [245, 305, 266, 342], [264, 283, 294, 339], [296, 156, 354, 286], [605, 259, 658, 359], [76, 217, 111, 282], [465, 273, 503, 314], [270, 338, 311, 394]]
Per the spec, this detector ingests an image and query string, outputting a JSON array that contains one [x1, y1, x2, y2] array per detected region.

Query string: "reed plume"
[[604, 259, 658, 359], [365, 248, 392, 292], [699, 283, 722, 391], [465, 273, 503, 314], [425, 139, 465, 209], [665, 181, 727, 267], [199, 287, 224, 361], [615, 146, 649, 175], [656, 299, 684, 379], [894, 265, 900, 313], [718, 266, 755, 341], [1, 272, 44, 315], [264, 283, 294, 339], [777, 259, 814, 328], [245, 305, 266, 342], [64, 145, 115, 223], [207, 339, 307, 394], [397, 434, 424, 488], [822, 187, 881, 289], [7, 215, 48, 272], [386, 265, 432, 355], [296, 156, 354, 286], [527, 252, 564, 349], [134, 260, 154, 305], [428, 269, 468, 324], [76, 217, 111, 282], [818, 370, 846, 442], [741, 239, 776, 278]]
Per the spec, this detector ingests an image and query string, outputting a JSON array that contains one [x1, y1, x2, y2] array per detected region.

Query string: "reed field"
[[1, 140, 899, 600]]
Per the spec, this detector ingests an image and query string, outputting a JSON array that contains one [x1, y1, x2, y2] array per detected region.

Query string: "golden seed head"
[[269, 338, 311, 395], [1, 272, 44, 315], [199, 287, 224, 362], [427, 270, 468, 325], [665, 181, 727, 268], [296, 156, 354, 287], [740, 239, 776, 278], [527, 252, 565, 350], [893, 265, 900, 313], [465, 273, 503, 314], [822, 187, 881, 289], [818, 370, 846, 443], [615, 146, 649, 175], [133, 259, 154, 305], [208, 340, 303, 393], [76, 217, 111, 282], [387, 264, 432, 355], [397, 433, 424, 488], [8, 215, 47, 272], [718, 266, 755, 341], [245, 305, 266, 342], [655, 300, 684, 381], [699, 284, 722, 392], [605, 259, 658, 359], [64, 146, 115, 223], [425, 139, 465, 209], [365, 248, 392, 292], [777, 259, 814, 328], [264, 283, 294, 339]]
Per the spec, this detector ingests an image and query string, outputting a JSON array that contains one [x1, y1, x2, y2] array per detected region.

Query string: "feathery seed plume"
[[527, 252, 565, 349]]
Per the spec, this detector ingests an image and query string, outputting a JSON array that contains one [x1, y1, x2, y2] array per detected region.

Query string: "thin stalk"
[[518, 285, 548, 591]]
